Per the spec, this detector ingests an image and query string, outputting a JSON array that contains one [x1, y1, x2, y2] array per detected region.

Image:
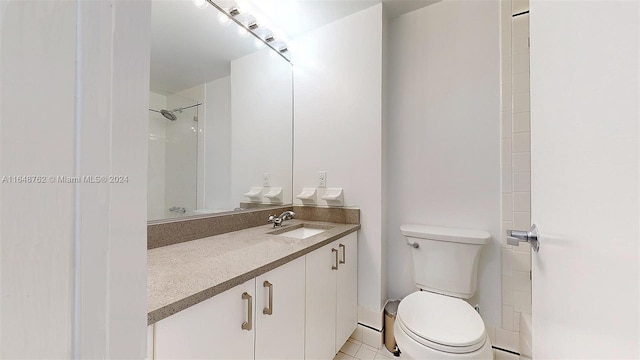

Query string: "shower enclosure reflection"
[[148, 92, 201, 220], [147, 0, 293, 222]]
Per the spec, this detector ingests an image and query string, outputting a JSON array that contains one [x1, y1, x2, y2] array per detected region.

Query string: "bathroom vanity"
[[147, 219, 359, 360]]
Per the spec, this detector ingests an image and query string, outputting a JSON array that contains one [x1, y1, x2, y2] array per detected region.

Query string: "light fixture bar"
[[205, 0, 291, 63]]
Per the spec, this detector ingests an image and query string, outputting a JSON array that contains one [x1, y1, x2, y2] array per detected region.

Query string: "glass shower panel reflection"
[[164, 103, 198, 219], [148, 92, 200, 221]]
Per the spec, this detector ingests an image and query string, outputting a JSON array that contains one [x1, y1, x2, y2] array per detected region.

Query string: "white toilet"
[[394, 224, 493, 359]]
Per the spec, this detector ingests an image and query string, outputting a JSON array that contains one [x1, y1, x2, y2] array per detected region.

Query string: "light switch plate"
[[263, 173, 270, 186]]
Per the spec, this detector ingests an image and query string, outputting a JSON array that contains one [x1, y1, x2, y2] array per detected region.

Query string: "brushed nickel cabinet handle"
[[339, 243, 346, 264], [332, 248, 339, 270], [241, 292, 252, 330], [263, 281, 273, 315]]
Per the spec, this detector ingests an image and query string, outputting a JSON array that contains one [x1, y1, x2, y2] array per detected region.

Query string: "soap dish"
[[244, 187, 263, 203], [296, 188, 317, 205], [263, 187, 283, 204], [321, 188, 343, 207]]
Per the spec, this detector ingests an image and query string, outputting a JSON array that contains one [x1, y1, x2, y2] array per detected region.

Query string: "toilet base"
[[394, 322, 493, 360]]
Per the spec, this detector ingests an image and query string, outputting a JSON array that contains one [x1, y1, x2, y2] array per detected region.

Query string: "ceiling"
[[150, 0, 441, 95], [241, 0, 441, 39], [382, 0, 441, 18]]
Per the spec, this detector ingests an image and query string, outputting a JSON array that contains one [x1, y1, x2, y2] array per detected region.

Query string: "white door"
[[255, 257, 306, 360], [530, 1, 639, 359], [154, 279, 255, 359], [335, 232, 358, 353]]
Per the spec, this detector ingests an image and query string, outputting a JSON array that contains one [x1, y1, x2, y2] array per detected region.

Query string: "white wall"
[[203, 76, 232, 211], [230, 48, 293, 207], [149, 92, 167, 220], [1, 2, 75, 356], [292, 4, 386, 320], [385, 0, 502, 327], [0, 0, 149, 357]]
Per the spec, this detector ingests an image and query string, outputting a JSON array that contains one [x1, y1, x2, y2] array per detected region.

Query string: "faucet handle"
[[268, 215, 283, 228]]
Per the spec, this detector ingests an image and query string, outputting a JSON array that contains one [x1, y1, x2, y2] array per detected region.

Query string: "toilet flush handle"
[[406, 241, 419, 249]]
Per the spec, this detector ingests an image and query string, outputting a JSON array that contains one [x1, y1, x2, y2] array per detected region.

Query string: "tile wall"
[[498, 0, 532, 353]]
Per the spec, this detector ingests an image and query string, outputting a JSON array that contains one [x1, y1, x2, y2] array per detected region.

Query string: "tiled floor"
[[334, 338, 521, 360], [333, 338, 397, 360]]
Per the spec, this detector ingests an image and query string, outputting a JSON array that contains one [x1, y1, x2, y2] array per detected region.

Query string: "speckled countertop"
[[148, 219, 360, 325]]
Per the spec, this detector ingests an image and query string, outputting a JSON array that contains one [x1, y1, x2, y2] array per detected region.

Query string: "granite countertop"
[[148, 219, 360, 325]]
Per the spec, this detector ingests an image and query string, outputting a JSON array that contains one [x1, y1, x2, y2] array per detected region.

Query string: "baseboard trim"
[[357, 322, 380, 332], [492, 346, 520, 356], [357, 305, 384, 331]]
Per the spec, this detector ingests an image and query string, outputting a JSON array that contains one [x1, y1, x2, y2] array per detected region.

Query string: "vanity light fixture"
[[206, 0, 290, 61]]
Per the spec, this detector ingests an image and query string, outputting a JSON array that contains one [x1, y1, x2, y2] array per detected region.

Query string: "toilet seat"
[[396, 291, 487, 354]]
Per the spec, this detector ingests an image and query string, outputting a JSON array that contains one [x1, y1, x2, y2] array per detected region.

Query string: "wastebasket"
[[384, 300, 401, 353]]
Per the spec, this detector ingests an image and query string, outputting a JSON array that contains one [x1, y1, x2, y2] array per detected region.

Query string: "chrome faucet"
[[268, 211, 295, 228]]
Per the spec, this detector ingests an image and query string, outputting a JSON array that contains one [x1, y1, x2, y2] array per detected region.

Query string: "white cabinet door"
[[147, 325, 154, 360], [255, 257, 305, 360], [154, 279, 255, 360], [335, 232, 358, 353], [305, 241, 339, 360]]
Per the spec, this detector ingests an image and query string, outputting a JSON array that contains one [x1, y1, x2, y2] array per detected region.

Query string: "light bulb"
[[271, 28, 286, 42], [218, 12, 231, 25], [237, 26, 249, 37], [193, 0, 207, 9]]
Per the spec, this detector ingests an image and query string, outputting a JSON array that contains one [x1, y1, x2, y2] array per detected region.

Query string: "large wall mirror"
[[148, 0, 293, 222]]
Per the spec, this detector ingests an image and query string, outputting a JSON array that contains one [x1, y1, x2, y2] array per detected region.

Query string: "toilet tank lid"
[[400, 224, 490, 245]]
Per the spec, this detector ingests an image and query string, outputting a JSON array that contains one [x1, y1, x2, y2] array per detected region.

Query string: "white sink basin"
[[269, 224, 332, 240], [277, 227, 326, 239]]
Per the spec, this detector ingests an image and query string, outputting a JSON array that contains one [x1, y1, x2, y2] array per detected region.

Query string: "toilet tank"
[[401, 224, 490, 299]]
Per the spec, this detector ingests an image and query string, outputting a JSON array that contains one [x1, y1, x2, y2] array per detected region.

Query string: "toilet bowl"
[[394, 291, 492, 359], [397, 224, 493, 360]]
